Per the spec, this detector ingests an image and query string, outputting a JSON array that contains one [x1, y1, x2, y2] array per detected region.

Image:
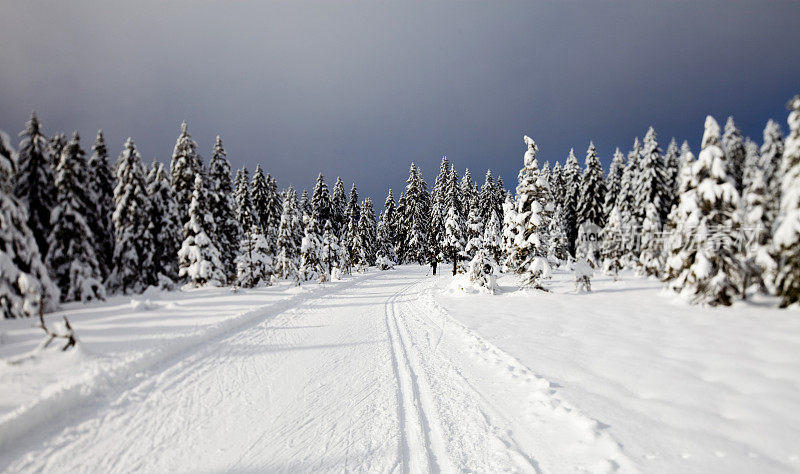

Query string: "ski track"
[[1, 267, 634, 473]]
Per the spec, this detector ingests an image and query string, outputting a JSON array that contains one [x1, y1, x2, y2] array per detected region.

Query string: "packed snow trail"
[[0, 267, 631, 473]]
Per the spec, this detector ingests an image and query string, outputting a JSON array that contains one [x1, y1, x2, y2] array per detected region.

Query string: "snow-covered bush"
[[574, 258, 594, 293], [468, 247, 499, 294]]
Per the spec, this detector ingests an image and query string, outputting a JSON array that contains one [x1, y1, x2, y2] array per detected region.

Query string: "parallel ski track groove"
[[384, 279, 442, 473]]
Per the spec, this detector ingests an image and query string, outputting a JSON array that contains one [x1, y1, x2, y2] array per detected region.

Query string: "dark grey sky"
[[2, 0, 799, 205]]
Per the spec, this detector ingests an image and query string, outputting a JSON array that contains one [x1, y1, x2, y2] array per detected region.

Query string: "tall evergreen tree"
[[663, 138, 681, 211], [47, 133, 67, 171], [146, 160, 182, 282], [110, 138, 154, 293], [383, 189, 397, 252], [760, 120, 784, 228], [547, 203, 570, 266], [170, 121, 203, 225], [87, 130, 116, 278], [601, 206, 624, 279], [235, 223, 272, 288], [482, 209, 503, 265], [460, 168, 476, 216], [549, 162, 566, 206], [265, 174, 282, 248], [357, 198, 378, 266], [603, 148, 625, 220], [375, 217, 396, 269], [14, 112, 55, 257], [741, 156, 776, 295], [577, 141, 607, 228], [311, 173, 332, 228], [207, 136, 239, 281], [510, 136, 551, 288], [443, 204, 466, 276], [234, 167, 254, 233], [275, 187, 300, 280], [344, 183, 360, 271], [394, 191, 408, 262], [178, 174, 226, 287], [299, 215, 323, 281], [637, 202, 663, 277], [722, 116, 746, 192], [299, 189, 312, 223], [402, 164, 430, 263], [774, 95, 800, 307], [46, 133, 105, 302], [250, 164, 270, 233], [320, 219, 342, 276], [331, 177, 347, 238], [664, 116, 741, 306], [0, 130, 60, 317], [561, 148, 582, 256], [636, 127, 670, 224]]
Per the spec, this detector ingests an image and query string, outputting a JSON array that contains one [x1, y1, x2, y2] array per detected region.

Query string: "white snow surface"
[[0, 266, 797, 473]]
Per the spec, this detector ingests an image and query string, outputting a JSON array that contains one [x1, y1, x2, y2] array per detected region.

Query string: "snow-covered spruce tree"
[[561, 148, 582, 256], [402, 164, 430, 263], [482, 209, 503, 265], [577, 141, 607, 228], [741, 159, 776, 295], [47, 133, 67, 173], [235, 223, 272, 288], [774, 95, 800, 307], [480, 169, 500, 223], [394, 191, 408, 263], [742, 139, 761, 191], [207, 136, 239, 281], [250, 164, 270, 233], [170, 121, 203, 225], [312, 173, 332, 231], [616, 138, 642, 265], [429, 156, 450, 260], [0, 130, 60, 317], [549, 162, 565, 207], [234, 167, 254, 233], [299, 189, 312, 224], [357, 198, 378, 267], [636, 127, 670, 225], [547, 203, 570, 266], [375, 217, 396, 270], [509, 136, 551, 288], [14, 112, 55, 257], [722, 116, 746, 193], [342, 183, 360, 271], [663, 116, 741, 306], [443, 204, 466, 276], [637, 202, 663, 277], [275, 188, 300, 280], [86, 130, 116, 279], [500, 194, 517, 270], [109, 138, 155, 293], [663, 138, 681, 211], [460, 168, 477, 216], [603, 148, 625, 220], [464, 206, 484, 259], [46, 132, 105, 302], [468, 246, 499, 294], [383, 189, 397, 252], [331, 177, 347, 238], [147, 160, 182, 283], [760, 119, 784, 229], [265, 174, 282, 248], [178, 174, 227, 288], [299, 216, 323, 281], [320, 220, 342, 278], [601, 206, 624, 280]]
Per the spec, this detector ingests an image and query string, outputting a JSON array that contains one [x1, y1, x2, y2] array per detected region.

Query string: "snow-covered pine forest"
[[3, 95, 800, 318], [1, 96, 799, 472]]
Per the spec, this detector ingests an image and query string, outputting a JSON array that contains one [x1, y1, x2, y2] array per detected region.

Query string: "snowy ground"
[[0, 266, 797, 473]]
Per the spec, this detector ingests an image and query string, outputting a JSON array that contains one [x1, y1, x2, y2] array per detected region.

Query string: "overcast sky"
[[2, 0, 799, 204]]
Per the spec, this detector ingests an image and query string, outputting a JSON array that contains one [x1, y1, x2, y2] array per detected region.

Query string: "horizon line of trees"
[[1, 93, 798, 319]]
